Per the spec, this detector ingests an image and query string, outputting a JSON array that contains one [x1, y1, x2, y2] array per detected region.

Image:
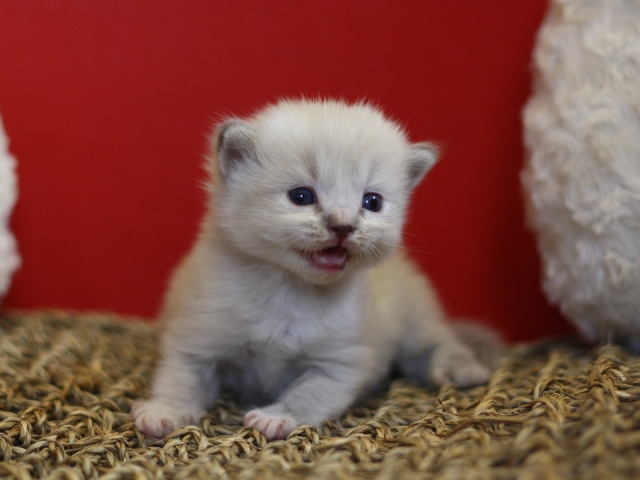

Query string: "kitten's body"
[[133, 100, 495, 440]]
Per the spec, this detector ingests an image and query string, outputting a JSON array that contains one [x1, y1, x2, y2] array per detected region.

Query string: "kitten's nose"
[[330, 224, 355, 241]]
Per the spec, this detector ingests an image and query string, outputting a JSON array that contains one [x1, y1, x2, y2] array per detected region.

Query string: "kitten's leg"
[[420, 338, 491, 387], [244, 352, 369, 440], [381, 256, 492, 387], [399, 326, 492, 388], [132, 350, 219, 438], [399, 302, 492, 388], [450, 320, 505, 371]]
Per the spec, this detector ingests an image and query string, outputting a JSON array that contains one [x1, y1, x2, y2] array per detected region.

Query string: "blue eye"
[[362, 192, 383, 212], [288, 187, 316, 206]]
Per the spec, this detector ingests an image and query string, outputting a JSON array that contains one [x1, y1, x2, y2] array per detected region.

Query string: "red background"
[[0, 1, 573, 341]]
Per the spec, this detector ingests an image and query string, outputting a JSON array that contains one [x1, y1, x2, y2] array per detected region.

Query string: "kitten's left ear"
[[407, 142, 439, 190], [214, 119, 258, 180]]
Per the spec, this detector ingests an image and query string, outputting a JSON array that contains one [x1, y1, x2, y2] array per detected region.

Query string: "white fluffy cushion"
[[522, 0, 640, 346], [0, 116, 20, 302]]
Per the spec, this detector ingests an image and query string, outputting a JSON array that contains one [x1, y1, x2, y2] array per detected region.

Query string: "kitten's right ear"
[[214, 119, 257, 179]]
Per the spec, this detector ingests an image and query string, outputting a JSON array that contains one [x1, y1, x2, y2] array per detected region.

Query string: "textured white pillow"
[[0, 116, 20, 302], [522, 0, 640, 347]]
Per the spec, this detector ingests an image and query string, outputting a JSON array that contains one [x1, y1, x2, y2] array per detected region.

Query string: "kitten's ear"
[[407, 142, 439, 190], [214, 119, 258, 179]]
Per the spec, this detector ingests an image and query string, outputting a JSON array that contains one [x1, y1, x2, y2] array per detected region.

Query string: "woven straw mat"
[[0, 311, 639, 479]]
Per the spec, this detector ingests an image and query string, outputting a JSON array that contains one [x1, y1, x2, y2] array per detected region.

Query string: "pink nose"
[[330, 224, 355, 241]]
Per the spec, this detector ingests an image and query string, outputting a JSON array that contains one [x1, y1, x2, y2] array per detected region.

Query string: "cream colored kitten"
[[132, 99, 494, 441]]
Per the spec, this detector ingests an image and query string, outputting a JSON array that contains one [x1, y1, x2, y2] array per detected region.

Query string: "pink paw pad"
[[244, 409, 297, 441], [131, 400, 199, 438]]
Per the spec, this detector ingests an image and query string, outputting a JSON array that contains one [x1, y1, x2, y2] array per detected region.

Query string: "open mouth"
[[305, 245, 349, 272]]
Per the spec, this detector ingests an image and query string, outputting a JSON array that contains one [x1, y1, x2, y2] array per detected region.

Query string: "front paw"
[[132, 400, 201, 438], [244, 408, 298, 441], [429, 344, 491, 388]]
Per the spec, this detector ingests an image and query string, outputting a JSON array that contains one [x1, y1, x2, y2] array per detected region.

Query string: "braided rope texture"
[[1, 311, 639, 479]]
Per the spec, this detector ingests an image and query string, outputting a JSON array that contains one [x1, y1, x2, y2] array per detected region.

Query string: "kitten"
[[132, 99, 495, 441]]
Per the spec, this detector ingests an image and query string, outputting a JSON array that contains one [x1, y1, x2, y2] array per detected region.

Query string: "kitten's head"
[[208, 99, 438, 284]]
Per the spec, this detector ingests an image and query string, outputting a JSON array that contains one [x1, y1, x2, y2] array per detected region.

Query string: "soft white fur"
[[522, 0, 640, 346], [133, 99, 493, 440], [0, 116, 20, 301]]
